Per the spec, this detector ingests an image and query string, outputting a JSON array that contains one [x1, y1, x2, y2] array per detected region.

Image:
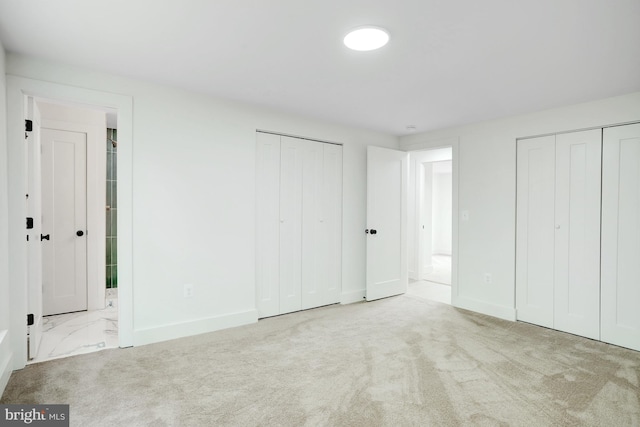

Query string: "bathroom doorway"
[[26, 98, 119, 363]]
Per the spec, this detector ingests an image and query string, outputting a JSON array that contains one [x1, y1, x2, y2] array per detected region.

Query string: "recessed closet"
[[256, 132, 343, 318], [516, 123, 640, 351]]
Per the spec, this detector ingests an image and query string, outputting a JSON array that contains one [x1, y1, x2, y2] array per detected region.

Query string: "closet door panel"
[[516, 136, 555, 327], [256, 133, 281, 318], [279, 137, 304, 314], [554, 129, 601, 340], [601, 123, 640, 351], [322, 144, 343, 306], [301, 140, 324, 310]]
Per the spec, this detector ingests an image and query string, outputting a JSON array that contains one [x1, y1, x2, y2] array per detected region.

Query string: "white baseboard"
[[452, 296, 516, 321], [133, 309, 258, 346], [0, 330, 14, 397], [341, 290, 366, 304]]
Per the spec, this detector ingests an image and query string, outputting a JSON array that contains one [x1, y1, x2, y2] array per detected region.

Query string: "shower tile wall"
[[106, 128, 118, 288]]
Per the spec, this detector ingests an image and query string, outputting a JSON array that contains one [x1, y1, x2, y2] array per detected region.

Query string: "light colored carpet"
[[2, 295, 639, 426]]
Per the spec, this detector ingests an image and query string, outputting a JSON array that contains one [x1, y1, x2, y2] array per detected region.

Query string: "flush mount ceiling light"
[[343, 26, 389, 51]]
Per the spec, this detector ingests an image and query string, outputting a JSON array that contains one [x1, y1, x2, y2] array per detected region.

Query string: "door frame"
[[404, 137, 459, 306], [410, 148, 453, 282], [7, 76, 134, 369]]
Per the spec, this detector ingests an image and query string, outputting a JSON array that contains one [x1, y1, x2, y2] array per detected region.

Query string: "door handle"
[[40, 234, 50, 241], [365, 229, 378, 235], [76, 230, 84, 237]]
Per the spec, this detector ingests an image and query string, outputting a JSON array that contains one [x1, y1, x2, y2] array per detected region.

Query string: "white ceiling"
[[1, 0, 639, 136]]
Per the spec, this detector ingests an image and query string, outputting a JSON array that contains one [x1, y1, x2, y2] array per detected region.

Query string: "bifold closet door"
[[553, 129, 601, 340], [516, 129, 601, 339], [257, 133, 343, 318], [516, 135, 556, 328], [301, 142, 342, 309], [601, 123, 640, 351], [279, 136, 305, 315], [256, 132, 281, 318]]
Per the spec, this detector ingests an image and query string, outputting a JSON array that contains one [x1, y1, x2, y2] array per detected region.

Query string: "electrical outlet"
[[483, 273, 492, 284], [183, 283, 194, 298]]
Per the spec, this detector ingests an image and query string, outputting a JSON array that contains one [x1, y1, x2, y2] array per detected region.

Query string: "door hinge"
[[25, 119, 33, 140], [27, 313, 34, 326], [26, 217, 34, 229]]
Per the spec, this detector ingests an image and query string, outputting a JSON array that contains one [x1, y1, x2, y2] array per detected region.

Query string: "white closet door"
[[301, 139, 324, 310], [516, 135, 556, 328], [321, 143, 343, 306], [256, 133, 281, 318], [601, 123, 640, 351], [279, 136, 304, 314], [554, 129, 601, 340], [301, 141, 343, 309]]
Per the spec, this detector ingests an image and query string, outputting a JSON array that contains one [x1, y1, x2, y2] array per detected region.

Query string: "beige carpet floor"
[[2, 295, 639, 426]]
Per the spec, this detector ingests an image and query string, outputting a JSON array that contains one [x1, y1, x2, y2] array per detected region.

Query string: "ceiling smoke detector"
[[343, 26, 389, 51]]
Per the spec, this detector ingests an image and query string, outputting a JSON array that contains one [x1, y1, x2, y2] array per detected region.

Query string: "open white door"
[[41, 128, 88, 316], [366, 146, 408, 301], [26, 97, 43, 359]]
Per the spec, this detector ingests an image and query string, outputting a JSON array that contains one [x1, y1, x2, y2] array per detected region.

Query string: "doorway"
[[407, 147, 453, 305], [26, 98, 119, 363], [7, 75, 133, 369]]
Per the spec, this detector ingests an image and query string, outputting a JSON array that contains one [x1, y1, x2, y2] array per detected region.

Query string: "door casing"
[[6, 76, 134, 369]]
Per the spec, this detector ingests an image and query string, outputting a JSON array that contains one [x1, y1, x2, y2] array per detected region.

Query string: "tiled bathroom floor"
[[29, 304, 119, 364]]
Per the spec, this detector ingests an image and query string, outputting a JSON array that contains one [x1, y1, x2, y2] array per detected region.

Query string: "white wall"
[[5, 54, 398, 350], [401, 91, 640, 320], [0, 39, 13, 395]]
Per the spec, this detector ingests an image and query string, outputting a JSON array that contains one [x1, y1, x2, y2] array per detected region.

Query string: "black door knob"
[[40, 234, 50, 241], [370, 229, 377, 235], [76, 230, 84, 237]]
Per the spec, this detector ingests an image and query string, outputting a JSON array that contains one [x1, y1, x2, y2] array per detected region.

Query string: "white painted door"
[[256, 133, 343, 318], [553, 129, 601, 340], [26, 98, 43, 359], [320, 143, 343, 306], [301, 139, 324, 310], [515, 135, 556, 328], [366, 146, 408, 301], [279, 136, 304, 314], [41, 128, 88, 316], [255, 132, 281, 318], [601, 123, 640, 351], [300, 140, 343, 310]]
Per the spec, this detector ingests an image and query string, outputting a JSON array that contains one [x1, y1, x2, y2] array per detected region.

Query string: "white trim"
[[341, 290, 366, 304], [133, 310, 258, 346], [455, 296, 517, 321], [6, 75, 133, 369], [40, 116, 106, 312], [0, 330, 13, 395]]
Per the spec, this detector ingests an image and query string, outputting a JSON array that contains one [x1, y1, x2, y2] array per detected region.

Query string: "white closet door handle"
[[555, 225, 561, 229]]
